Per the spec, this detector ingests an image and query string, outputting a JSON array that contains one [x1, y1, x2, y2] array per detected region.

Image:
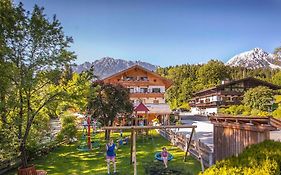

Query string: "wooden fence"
[[157, 128, 213, 167]]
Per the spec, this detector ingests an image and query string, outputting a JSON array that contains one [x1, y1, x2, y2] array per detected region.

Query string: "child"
[[106, 139, 118, 174], [161, 147, 169, 168], [82, 119, 88, 133], [123, 137, 129, 145]]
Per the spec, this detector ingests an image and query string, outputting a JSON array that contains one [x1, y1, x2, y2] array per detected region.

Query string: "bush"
[[272, 107, 281, 119], [219, 105, 272, 117], [219, 105, 252, 116], [57, 113, 78, 143], [201, 140, 281, 175]]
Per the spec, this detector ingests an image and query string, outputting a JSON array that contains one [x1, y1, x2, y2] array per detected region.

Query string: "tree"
[[272, 71, 281, 86], [197, 60, 229, 87], [243, 86, 274, 111], [0, 1, 75, 167], [88, 81, 133, 140], [274, 47, 281, 59]]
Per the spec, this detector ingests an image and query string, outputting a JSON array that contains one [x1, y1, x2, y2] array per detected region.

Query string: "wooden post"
[[130, 129, 133, 164], [133, 129, 137, 175], [197, 139, 205, 172], [87, 116, 92, 150], [184, 127, 195, 162], [168, 114, 170, 125]]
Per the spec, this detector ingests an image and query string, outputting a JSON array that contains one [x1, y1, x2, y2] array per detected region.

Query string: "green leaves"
[[0, 1, 79, 167], [243, 86, 274, 111], [88, 81, 133, 126], [201, 140, 281, 175], [197, 60, 229, 87]]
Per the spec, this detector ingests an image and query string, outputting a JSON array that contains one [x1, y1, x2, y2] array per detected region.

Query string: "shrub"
[[272, 107, 281, 119], [219, 105, 252, 116], [218, 108, 226, 114], [201, 140, 281, 175], [57, 113, 78, 143]]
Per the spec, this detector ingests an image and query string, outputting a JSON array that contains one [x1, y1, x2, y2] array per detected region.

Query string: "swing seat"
[[154, 152, 173, 161], [77, 146, 90, 151], [91, 140, 100, 148]]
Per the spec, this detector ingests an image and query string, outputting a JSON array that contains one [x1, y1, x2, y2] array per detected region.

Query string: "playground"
[[7, 130, 201, 175]]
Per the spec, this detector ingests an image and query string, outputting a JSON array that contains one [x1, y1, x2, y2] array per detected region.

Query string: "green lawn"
[[8, 130, 201, 175]]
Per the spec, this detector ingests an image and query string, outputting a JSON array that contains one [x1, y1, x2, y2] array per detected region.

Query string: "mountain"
[[72, 57, 158, 78], [226, 48, 281, 69]]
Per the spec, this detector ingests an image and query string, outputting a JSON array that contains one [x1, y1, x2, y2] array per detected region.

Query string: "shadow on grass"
[[7, 131, 201, 175]]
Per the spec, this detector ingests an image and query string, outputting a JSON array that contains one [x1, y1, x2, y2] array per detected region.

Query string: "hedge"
[[201, 140, 281, 175]]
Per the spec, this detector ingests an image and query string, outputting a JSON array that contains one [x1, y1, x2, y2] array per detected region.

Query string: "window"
[[153, 100, 159, 104], [222, 97, 231, 102], [140, 88, 148, 93], [137, 99, 145, 103], [140, 77, 148, 81], [224, 87, 231, 91], [127, 88, 134, 93], [152, 88, 161, 93], [126, 76, 134, 81]]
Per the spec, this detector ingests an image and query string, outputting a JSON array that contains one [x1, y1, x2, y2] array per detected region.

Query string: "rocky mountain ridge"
[[72, 57, 157, 79]]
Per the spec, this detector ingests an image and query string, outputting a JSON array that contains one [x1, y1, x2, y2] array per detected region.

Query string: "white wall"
[[205, 108, 218, 114], [131, 97, 165, 104], [191, 107, 200, 114], [127, 86, 165, 93], [270, 131, 281, 142], [191, 107, 218, 115]]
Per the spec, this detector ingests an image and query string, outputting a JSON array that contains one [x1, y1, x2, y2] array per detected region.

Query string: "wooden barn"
[[210, 116, 281, 162]]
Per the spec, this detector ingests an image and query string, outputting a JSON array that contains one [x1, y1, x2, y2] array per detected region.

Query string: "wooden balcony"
[[118, 80, 152, 86], [190, 101, 241, 108], [219, 91, 243, 96], [130, 92, 164, 98]]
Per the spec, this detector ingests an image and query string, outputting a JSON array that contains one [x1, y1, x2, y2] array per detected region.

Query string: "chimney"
[[221, 79, 230, 84]]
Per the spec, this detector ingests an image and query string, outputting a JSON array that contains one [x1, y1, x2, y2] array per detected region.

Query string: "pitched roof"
[[102, 65, 173, 88], [194, 77, 281, 95], [134, 102, 149, 112]]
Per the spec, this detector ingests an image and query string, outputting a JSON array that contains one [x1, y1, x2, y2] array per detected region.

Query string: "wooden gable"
[[102, 65, 173, 88]]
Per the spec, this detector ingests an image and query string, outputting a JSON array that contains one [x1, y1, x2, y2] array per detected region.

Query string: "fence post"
[[209, 152, 213, 166], [184, 127, 195, 162]]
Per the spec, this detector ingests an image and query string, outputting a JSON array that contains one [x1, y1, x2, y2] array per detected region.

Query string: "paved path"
[[172, 115, 214, 151]]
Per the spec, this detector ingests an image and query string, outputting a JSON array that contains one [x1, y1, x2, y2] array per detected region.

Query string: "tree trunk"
[[105, 129, 111, 140], [104, 120, 113, 140], [20, 142, 28, 168]]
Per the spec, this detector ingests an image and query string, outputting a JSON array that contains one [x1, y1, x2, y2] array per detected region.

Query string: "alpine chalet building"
[[189, 77, 281, 115], [102, 65, 173, 125]]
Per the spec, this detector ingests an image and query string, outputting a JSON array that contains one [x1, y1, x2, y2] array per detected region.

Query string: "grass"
[[7, 130, 201, 175]]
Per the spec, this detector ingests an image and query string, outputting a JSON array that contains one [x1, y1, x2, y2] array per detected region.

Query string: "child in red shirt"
[[161, 147, 169, 168]]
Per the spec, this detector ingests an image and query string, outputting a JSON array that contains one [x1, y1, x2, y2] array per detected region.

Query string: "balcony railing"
[[190, 101, 241, 107], [130, 92, 164, 98]]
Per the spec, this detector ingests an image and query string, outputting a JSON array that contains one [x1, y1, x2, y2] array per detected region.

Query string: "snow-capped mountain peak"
[[226, 48, 281, 69]]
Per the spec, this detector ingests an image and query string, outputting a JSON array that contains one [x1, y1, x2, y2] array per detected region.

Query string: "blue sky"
[[18, 0, 281, 67]]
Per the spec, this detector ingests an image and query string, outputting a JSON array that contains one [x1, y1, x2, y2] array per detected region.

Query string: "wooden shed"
[[210, 116, 281, 162]]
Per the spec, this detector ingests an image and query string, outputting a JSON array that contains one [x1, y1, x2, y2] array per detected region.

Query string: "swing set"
[[102, 125, 197, 175], [77, 116, 100, 151]]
